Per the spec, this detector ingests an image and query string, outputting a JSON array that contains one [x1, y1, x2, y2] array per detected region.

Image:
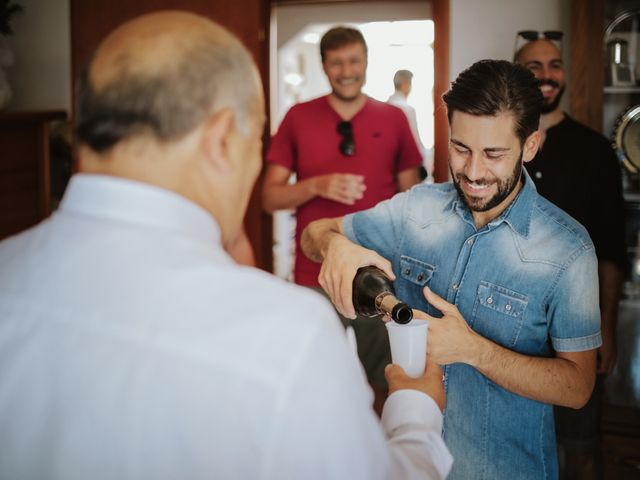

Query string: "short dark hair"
[[320, 26, 367, 63], [442, 59, 542, 145], [75, 34, 256, 153]]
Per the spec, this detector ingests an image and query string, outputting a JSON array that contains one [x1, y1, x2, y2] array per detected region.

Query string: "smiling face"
[[322, 41, 367, 102], [448, 110, 539, 228], [516, 39, 565, 114]]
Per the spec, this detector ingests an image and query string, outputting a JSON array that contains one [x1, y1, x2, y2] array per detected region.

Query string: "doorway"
[[269, 1, 434, 281]]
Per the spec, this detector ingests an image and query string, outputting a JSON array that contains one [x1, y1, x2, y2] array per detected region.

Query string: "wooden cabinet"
[[0, 110, 66, 240]]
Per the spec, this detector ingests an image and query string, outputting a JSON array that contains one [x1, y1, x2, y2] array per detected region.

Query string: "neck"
[[327, 93, 367, 120], [539, 108, 564, 133]]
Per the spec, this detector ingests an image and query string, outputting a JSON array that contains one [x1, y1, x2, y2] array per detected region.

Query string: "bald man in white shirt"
[[0, 11, 452, 480]]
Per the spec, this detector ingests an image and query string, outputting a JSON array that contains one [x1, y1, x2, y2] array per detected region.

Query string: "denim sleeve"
[[549, 245, 602, 352], [342, 190, 410, 262]]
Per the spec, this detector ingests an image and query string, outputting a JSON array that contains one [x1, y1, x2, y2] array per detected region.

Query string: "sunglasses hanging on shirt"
[[337, 121, 355, 157]]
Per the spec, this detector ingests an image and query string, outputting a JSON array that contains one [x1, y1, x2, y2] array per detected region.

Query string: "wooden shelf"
[[604, 86, 640, 93], [0, 110, 67, 240]]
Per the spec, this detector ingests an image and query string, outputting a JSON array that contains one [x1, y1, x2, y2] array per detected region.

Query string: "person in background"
[[0, 11, 452, 479], [262, 26, 422, 402], [302, 59, 600, 480], [514, 31, 626, 480], [387, 69, 431, 180]]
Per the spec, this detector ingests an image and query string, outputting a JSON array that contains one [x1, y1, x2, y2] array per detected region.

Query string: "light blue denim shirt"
[[343, 170, 601, 480]]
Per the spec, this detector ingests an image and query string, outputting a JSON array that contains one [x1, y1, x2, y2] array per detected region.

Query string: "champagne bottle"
[[352, 266, 413, 324]]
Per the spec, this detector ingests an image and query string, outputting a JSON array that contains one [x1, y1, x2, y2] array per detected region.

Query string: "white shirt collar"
[[59, 173, 222, 247]]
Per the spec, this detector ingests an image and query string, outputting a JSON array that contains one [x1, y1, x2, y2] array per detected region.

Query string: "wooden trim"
[[570, 0, 605, 132], [432, 0, 449, 183], [37, 122, 52, 219]]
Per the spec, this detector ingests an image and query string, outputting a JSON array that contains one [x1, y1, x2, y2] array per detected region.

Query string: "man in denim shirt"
[[302, 60, 600, 479]]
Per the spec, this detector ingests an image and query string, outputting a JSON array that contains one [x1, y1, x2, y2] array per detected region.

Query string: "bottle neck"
[[375, 292, 399, 313]]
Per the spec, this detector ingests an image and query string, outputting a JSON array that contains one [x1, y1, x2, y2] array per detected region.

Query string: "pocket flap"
[[477, 282, 528, 318], [400, 255, 436, 286]]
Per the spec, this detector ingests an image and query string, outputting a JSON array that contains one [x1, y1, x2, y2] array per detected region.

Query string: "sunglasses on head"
[[337, 121, 355, 157], [517, 30, 563, 41]]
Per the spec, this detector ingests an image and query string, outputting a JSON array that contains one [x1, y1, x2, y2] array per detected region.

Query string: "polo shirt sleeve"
[[343, 190, 410, 261], [393, 109, 423, 173], [549, 244, 602, 352], [266, 107, 297, 171]]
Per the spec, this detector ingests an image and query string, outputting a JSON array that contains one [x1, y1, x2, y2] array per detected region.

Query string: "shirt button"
[[404, 268, 411, 275], [417, 273, 424, 282], [535, 171, 542, 179], [452, 283, 459, 291], [505, 304, 512, 311], [467, 238, 474, 246], [487, 297, 493, 304]]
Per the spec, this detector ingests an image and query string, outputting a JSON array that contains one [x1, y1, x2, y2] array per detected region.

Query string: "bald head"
[[76, 11, 261, 153]]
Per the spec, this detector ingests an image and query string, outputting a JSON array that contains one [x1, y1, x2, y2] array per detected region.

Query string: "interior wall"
[[1, 0, 571, 115], [275, 1, 432, 48], [450, 0, 572, 106], [4, 0, 71, 112]]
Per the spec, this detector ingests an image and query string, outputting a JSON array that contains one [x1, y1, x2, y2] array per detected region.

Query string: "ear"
[[522, 130, 541, 164], [200, 107, 236, 173], [321, 60, 329, 76]]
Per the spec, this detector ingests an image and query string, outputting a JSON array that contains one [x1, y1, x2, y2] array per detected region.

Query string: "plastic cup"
[[385, 319, 428, 378]]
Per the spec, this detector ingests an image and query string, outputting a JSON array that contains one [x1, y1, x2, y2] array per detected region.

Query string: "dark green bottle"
[[352, 266, 413, 324]]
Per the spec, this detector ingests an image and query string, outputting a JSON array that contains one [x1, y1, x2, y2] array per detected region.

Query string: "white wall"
[[5, 0, 71, 112], [275, 1, 432, 48], [450, 0, 571, 104]]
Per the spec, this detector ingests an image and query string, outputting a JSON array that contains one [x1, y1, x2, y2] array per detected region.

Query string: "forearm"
[[262, 177, 319, 213], [300, 217, 344, 264], [469, 335, 596, 408]]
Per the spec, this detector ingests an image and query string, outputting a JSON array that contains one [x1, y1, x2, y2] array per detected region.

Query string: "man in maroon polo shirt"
[[262, 26, 422, 397]]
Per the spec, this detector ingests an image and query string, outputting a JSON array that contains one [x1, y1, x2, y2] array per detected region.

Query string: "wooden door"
[[69, 0, 272, 271]]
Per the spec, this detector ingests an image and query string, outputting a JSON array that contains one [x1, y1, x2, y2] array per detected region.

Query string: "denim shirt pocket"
[[472, 281, 528, 348], [398, 256, 436, 312]]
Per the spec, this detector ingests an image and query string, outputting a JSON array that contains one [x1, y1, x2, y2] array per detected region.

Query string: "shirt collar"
[[451, 168, 537, 237], [59, 174, 223, 247]]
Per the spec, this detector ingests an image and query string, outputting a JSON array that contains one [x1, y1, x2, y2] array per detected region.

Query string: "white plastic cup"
[[386, 319, 428, 378]]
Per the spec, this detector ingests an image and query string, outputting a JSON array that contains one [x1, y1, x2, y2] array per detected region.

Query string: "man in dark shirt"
[[515, 34, 626, 479]]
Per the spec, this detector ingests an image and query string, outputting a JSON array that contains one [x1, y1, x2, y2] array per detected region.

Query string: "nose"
[[465, 153, 485, 181]]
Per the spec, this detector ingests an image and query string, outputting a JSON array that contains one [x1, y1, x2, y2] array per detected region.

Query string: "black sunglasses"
[[517, 30, 563, 41], [337, 121, 355, 157]]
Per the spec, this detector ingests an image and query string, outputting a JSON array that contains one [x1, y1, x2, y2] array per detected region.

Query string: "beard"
[[451, 151, 524, 213], [538, 79, 565, 114]]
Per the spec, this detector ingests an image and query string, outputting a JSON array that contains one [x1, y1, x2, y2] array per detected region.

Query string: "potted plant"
[[0, 1, 23, 109]]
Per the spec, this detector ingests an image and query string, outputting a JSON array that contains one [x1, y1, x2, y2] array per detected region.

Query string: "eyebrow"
[[450, 138, 511, 153], [524, 58, 563, 68]]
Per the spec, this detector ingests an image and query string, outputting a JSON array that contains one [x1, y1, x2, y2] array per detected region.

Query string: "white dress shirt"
[[0, 174, 452, 480], [387, 92, 425, 153]]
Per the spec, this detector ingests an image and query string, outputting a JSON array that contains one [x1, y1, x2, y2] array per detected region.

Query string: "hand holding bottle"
[[317, 234, 395, 318]]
